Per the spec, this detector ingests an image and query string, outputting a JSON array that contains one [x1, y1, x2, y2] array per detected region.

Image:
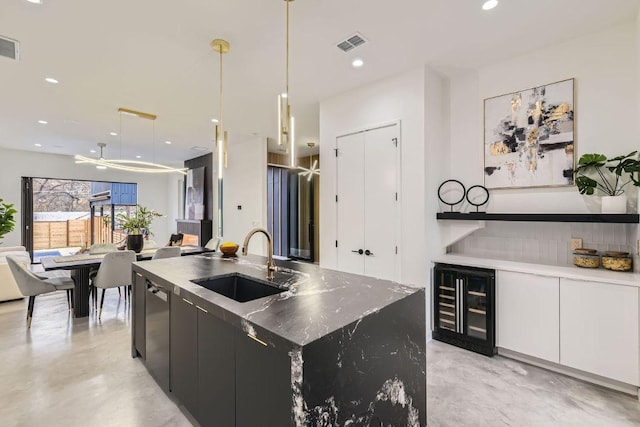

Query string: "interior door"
[[363, 124, 399, 281], [336, 132, 366, 275]]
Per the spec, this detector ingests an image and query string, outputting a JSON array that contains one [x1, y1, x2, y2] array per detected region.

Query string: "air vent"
[[0, 36, 19, 60], [336, 32, 367, 53]]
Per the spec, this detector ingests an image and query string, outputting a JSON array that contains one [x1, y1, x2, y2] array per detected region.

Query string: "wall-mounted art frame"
[[484, 78, 575, 190], [185, 166, 205, 220]]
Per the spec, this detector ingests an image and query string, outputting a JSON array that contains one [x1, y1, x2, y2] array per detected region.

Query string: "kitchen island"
[[131, 253, 426, 426]]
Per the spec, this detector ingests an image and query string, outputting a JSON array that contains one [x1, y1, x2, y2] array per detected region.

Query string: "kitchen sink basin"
[[191, 273, 287, 303]]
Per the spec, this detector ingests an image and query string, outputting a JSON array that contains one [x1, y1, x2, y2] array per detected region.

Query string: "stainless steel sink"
[[191, 273, 287, 302]]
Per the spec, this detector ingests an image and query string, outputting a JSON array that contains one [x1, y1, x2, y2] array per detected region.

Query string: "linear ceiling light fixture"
[[74, 108, 187, 175], [278, 0, 296, 167], [211, 38, 230, 180]]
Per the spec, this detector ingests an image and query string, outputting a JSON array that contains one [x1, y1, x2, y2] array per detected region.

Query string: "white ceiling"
[[0, 0, 638, 164]]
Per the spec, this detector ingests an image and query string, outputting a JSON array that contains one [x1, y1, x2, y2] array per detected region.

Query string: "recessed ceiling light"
[[45, 77, 59, 84], [34, 143, 42, 147], [110, 132, 118, 136], [136, 155, 142, 159], [352, 58, 364, 68], [211, 118, 219, 123], [38, 120, 48, 125], [482, 0, 498, 10], [165, 140, 172, 145], [90, 149, 97, 153], [26, 0, 43, 4]]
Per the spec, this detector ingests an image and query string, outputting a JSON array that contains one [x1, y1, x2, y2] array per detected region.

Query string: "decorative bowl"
[[219, 243, 239, 257]]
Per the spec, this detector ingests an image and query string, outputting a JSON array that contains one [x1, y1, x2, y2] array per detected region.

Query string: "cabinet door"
[[133, 273, 146, 359], [336, 132, 366, 275], [170, 296, 198, 416], [363, 124, 399, 282], [560, 278, 639, 385], [497, 271, 559, 363], [197, 309, 235, 427], [235, 330, 292, 426]]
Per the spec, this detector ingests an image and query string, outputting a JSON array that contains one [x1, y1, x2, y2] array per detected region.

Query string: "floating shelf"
[[436, 212, 640, 224]]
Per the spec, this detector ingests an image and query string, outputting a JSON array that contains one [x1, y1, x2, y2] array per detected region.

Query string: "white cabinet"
[[336, 124, 399, 281], [497, 271, 560, 363], [560, 278, 639, 386]]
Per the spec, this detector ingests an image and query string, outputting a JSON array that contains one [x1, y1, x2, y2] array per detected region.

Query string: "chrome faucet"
[[242, 227, 277, 280]]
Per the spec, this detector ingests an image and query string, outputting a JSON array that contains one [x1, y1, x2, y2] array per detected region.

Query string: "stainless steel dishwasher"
[[145, 282, 170, 393]]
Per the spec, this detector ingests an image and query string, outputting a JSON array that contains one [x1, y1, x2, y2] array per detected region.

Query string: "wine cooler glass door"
[[465, 275, 488, 340], [437, 270, 458, 332]]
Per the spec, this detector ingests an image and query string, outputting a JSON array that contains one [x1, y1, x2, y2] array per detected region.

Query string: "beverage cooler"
[[433, 263, 496, 356]]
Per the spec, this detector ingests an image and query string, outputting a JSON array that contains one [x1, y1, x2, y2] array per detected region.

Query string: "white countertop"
[[432, 254, 640, 288]]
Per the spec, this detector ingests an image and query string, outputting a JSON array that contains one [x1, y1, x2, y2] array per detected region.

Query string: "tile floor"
[[1, 292, 639, 426]]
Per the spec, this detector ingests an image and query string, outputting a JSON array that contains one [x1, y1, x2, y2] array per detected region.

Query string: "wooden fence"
[[34, 218, 126, 250]]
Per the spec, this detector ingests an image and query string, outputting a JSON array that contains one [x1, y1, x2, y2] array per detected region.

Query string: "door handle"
[[352, 249, 364, 255], [365, 249, 373, 256]]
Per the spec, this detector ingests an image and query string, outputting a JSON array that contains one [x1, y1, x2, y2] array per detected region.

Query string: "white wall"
[[0, 147, 174, 246], [319, 67, 429, 288], [448, 21, 638, 213], [222, 135, 267, 255]]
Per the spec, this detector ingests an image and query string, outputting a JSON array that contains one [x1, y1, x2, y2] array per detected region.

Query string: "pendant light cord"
[[219, 49, 223, 130], [286, 0, 290, 96]]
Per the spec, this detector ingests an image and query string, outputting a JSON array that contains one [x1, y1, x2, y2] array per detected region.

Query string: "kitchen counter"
[[133, 253, 420, 347], [132, 253, 426, 426], [433, 254, 640, 287]]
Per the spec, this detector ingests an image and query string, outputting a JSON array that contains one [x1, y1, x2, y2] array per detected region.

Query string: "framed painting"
[[484, 78, 575, 189], [185, 166, 205, 220]]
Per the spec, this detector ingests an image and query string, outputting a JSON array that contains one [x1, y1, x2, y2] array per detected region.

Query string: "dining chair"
[[91, 251, 136, 319], [88, 243, 118, 306], [143, 239, 158, 250], [205, 238, 220, 252], [152, 246, 181, 260], [89, 243, 118, 254], [6, 256, 76, 327]]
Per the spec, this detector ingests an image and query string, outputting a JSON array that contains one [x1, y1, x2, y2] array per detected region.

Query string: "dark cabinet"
[[145, 283, 171, 393], [133, 273, 146, 359], [170, 296, 198, 417], [235, 330, 292, 426], [197, 309, 236, 427]]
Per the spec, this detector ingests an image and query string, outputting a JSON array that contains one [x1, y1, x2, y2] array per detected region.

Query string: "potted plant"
[[0, 198, 17, 244], [574, 151, 640, 213], [117, 205, 163, 253]]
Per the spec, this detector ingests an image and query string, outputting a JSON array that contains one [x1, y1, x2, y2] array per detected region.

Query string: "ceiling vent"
[[0, 36, 19, 61], [336, 33, 367, 53]]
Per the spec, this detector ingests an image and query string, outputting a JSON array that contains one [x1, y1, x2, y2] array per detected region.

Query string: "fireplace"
[[175, 219, 212, 247]]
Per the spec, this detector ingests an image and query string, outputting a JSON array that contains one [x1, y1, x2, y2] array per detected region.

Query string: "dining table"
[[40, 246, 212, 317]]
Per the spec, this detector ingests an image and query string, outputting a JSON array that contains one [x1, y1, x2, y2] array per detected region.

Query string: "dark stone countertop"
[[132, 253, 423, 348]]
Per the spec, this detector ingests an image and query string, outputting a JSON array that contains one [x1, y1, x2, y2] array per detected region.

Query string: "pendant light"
[[74, 108, 187, 174], [277, 0, 296, 167], [211, 39, 230, 179]]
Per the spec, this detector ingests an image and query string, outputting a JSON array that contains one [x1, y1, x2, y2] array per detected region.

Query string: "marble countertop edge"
[[432, 254, 640, 288]]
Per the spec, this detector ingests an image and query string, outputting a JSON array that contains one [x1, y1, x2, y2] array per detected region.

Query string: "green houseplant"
[[0, 198, 17, 243], [117, 205, 163, 252], [574, 151, 640, 213]]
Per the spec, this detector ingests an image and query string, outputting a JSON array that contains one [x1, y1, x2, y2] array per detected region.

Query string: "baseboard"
[[498, 348, 639, 398]]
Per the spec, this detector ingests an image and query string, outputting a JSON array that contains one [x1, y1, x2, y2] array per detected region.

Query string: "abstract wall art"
[[484, 78, 575, 189]]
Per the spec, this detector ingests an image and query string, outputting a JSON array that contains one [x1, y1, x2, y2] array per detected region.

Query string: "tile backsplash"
[[449, 221, 637, 269]]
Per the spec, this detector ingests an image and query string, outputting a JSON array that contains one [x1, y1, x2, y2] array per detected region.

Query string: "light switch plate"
[[571, 238, 583, 250]]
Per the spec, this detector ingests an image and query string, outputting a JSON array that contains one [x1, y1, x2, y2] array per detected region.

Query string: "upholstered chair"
[[6, 256, 75, 327]]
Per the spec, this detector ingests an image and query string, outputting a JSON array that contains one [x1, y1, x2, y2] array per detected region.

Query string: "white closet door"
[[363, 124, 399, 282], [336, 132, 365, 275]]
